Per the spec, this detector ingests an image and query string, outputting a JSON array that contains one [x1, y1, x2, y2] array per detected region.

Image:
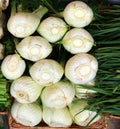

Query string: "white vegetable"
[[1, 54, 26, 80], [41, 80, 75, 108], [37, 16, 68, 43], [68, 100, 101, 126], [62, 28, 94, 54], [10, 76, 43, 103], [0, 0, 9, 10], [65, 53, 98, 84], [29, 59, 64, 86], [75, 87, 96, 98], [0, 43, 4, 59], [43, 106, 72, 127], [75, 80, 97, 98], [16, 36, 52, 62], [63, 1, 93, 27], [7, 5, 48, 38], [11, 100, 42, 126]]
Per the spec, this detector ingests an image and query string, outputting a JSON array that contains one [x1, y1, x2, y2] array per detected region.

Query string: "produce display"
[[0, 0, 120, 128], [0, 0, 10, 112]]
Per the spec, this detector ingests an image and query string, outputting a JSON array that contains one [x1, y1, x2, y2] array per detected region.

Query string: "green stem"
[[32, 5, 48, 20], [0, 98, 8, 101], [17, 4, 23, 12], [10, 0, 17, 16], [41, 0, 63, 18], [92, 98, 120, 108], [13, 37, 20, 47], [0, 92, 7, 95]]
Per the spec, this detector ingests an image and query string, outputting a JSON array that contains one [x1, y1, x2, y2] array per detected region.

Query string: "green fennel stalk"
[[85, 4, 120, 117]]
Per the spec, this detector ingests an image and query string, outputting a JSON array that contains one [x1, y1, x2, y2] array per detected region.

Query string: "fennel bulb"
[[1, 54, 26, 80], [41, 80, 75, 108], [0, 0, 9, 10], [65, 53, 98, 84], [0, 43, 4, 59], [29, 59, 64, 86], [75, 80, 97, 99], [62, 28, 94, 54], [11, 100, 42, 126], [68, 100, 101, 126], [75, 87, 96, 98], [63, 1, 93, 27], [37, 16, 68, 43], [43, 106, 72, 127], [7, 5, 48, 38], [10, 76, 43, 103], [16, 36, 52, 62]]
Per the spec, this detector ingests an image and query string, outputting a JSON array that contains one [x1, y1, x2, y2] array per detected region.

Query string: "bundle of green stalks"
[[0, 76, 10, 111], [82, 3, 120, 116]]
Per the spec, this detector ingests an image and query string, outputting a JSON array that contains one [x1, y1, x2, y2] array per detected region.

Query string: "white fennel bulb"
[[65, 53, 98, 84], [63, 1, 93, 27], [43, 106, 72, 127], [1, 54, 26, 80], [41, 80, 75, 108], [0, 43, 4, 59], [11, 100, 42, 126], [75, 80, 97, 99], [29, 59, 64, 86], [68, 100, 101, 126], [62, 28, 94, 54], [7, 5, 48, 38], [10, 76, 43, 103], [37, 16, 68, 43], [16, 36, 52, 62], [0, 0, 9, 10]]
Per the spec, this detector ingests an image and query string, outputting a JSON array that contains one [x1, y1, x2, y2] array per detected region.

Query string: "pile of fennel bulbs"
[[0, 0, 105, 128]]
